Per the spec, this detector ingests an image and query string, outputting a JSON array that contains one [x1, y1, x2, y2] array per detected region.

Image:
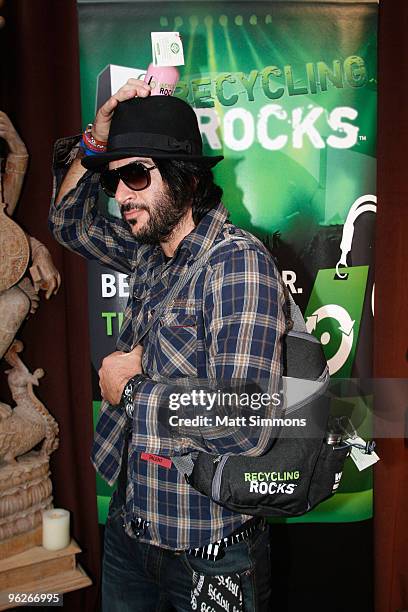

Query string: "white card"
[[345, 436, 380, 471], [151, 32, 185, 67]]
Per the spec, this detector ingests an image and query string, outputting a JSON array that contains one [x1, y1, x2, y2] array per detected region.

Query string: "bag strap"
[[285, 290, 307, 333], [131, 236, 231, 349]]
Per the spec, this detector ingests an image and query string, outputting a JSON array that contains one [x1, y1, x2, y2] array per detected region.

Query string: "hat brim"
[[81, 149, 224, 170]]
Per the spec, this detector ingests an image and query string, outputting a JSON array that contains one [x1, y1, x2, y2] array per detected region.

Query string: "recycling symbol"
[[306, 304, 355, 375]]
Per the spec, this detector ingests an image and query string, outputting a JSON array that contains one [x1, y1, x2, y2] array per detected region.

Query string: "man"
[[49, 79, 287, 611]]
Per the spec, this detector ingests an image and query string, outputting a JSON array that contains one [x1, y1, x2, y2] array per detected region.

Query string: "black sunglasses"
[[100, 161, 157, 198]]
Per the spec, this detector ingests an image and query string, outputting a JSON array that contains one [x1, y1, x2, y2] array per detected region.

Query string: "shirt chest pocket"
[[154, 306, 198, 378]]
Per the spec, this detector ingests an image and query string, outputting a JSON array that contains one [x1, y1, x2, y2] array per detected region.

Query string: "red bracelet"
[[83, 124, 107, 151], [82, 134, 107, 152]]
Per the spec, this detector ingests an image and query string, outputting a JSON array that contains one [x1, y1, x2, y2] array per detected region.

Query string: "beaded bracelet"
[[80, 123, 107, 156], [80, 137, 106, 156]]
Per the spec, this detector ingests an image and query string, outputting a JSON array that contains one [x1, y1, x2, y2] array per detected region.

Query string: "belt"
[[186, 517, 264, 561]]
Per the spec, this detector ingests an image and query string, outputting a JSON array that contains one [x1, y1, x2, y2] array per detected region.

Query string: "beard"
[[120, 189, 189, 245]]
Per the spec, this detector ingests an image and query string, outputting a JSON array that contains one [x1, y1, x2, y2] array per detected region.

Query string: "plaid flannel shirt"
[[49, 137, 287, 550]]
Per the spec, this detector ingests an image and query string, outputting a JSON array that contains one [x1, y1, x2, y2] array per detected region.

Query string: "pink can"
[[144, 64, 179, 96]]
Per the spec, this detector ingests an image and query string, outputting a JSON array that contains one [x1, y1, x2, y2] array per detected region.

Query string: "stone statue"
[[0, 112, 61, 355], [0, 112, 61, 555]]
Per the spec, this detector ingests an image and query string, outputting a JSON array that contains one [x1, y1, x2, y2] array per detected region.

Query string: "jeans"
[[102, 494, 272, 612]]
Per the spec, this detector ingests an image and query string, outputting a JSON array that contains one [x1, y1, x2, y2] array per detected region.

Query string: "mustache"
[[120, 203, 149, 214]]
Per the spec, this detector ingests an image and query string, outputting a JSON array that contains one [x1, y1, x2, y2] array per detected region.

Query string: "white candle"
[[42, 508, 70, 551]]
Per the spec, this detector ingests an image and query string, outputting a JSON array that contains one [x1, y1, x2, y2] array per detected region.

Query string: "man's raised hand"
[[92, 79, 151, 143]]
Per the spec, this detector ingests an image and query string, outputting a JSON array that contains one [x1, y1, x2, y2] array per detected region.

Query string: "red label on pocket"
[[140, 453, 172, 469]]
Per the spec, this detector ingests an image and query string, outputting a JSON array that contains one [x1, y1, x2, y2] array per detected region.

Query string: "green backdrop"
[[78, 0, 378, 524]]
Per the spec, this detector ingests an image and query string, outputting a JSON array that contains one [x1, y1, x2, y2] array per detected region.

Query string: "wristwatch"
[[120, 374, 146, 418]]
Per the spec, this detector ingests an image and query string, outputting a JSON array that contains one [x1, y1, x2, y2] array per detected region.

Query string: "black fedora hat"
[[82, 96, 224, 170]]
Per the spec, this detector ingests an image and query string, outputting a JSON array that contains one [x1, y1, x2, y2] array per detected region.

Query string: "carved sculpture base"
[[0, 539, 92, 610], [0, 451, 53, 558]]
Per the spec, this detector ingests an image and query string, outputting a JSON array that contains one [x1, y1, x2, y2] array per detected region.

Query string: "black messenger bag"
[[173, 292, 351, 518]]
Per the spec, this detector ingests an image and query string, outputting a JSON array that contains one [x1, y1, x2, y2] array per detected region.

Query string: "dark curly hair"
[[152, 158, 223, 225]]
